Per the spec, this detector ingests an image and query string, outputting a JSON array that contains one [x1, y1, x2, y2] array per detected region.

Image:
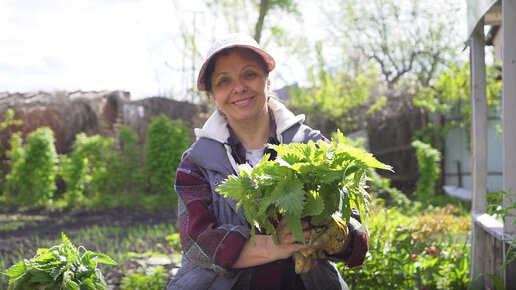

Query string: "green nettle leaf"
[[216, 130, 392, 243], [4, 232, 116, 290], [80, 278, 96, 290], [4, 260, 27, 277], [219, 175, 248, 201], [88, 253, 117, 266], [318, 167, 343, 184], [285, 212, 304, 243], [272, 178, 306, 215], [29, 271, 52, 283], [278, 152, 304, 165], [302, 190, 325, 217]]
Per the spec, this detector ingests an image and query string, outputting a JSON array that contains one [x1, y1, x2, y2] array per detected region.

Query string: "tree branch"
[[254, 0, 270, 43]]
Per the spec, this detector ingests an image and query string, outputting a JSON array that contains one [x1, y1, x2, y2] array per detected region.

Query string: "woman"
[[167, 33, 368, 290]]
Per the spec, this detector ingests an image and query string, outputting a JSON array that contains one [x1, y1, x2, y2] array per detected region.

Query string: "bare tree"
[[323, 0, 463, 88]]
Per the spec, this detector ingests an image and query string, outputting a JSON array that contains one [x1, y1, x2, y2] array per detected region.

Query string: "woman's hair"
[[203, 47, 270, 94]]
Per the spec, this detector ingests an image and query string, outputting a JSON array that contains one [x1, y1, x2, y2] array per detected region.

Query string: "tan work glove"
[[312, 215, 349, 254], [293, 215, 349, 274]]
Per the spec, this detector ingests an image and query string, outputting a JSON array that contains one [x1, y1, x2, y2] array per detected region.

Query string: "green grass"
[[0, 213, 47, 231]]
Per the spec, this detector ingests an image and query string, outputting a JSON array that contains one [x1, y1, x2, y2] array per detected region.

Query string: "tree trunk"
[[254, 0, 269, 43]]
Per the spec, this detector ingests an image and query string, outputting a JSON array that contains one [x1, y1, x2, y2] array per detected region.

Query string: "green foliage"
[[289, 43, 380, 134], [413, 62, 502, 149], [0, 217, 180, 289], [165, 233, 182, 250], [411, 140, 442, 202], [2, 232, 116, 290], [5, 128, 58, 207], [121, 266, 168, 290], [0, 108, 23, 159], [341, 203, 471, 289], [366, 96, 387, 116], [0, 109, 24, 199], [0, 108, 23, 132], [3, 115, 190, 212], [60, 133, 117, 208], [368, 168, 413, 212], [331, 133, 413, 212], [216, 131, 392, 242], [5, 133, 24, 169], [114, 126, 143, 208], [414, 63, 470, 114], [487, 190, 516, 269], [145, 114, 191, 210]]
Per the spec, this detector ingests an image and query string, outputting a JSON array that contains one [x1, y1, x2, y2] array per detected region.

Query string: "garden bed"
[[0, 209, 179, 289]]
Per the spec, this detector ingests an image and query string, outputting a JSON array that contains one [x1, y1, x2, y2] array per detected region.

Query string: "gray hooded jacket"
[[167, 99, 348, 290]]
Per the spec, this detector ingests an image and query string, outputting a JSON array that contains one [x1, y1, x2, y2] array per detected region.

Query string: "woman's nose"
[[233, 79, 247, 94]]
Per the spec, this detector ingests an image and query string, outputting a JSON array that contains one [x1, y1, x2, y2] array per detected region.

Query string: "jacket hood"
[[194, 98, 305, 173]]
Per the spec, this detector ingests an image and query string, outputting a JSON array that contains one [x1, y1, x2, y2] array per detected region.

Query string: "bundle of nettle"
[[216, 131, 392, 273]]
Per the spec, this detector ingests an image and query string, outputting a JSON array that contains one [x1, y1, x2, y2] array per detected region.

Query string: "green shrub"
[[2, 232, 116, 290], [0, 109, 23, 157], [116, 126, 143, 208], [5, 127, 58, 207], [145, 114, 191, 210], [0, 109, 23, 193], [61, 133, 117, 208], [368, 168, 413, 212], [411, 140, 442, 202]]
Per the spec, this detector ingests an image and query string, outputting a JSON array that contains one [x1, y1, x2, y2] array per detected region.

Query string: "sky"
[[0, 0, 320, 100], [0, 0, 467, 101], [0, 0, 202, 99]]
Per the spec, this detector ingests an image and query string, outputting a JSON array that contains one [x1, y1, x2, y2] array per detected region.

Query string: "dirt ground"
[[0, 208, 175, 249]]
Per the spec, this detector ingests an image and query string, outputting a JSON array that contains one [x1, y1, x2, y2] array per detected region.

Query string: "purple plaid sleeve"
[[175, 156, 250, 274]]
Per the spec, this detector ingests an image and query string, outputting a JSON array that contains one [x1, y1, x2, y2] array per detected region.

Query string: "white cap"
[[197, 33, 275, 91]]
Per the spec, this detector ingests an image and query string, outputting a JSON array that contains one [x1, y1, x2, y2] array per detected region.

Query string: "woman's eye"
[[244, 71, 257, 79], [217, 78, 229, 86]]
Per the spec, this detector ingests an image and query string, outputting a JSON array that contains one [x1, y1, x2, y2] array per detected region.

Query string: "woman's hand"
[[232, 216, 311, 268], [270, 216, 311, 260]]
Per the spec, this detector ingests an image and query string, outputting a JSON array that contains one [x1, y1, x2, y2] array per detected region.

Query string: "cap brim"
[[197, 44, 275, 91]]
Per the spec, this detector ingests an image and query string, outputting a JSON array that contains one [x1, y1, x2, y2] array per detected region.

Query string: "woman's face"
[[210, 50, 269, 124]]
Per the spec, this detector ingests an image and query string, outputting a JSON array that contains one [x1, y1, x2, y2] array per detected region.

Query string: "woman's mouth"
[[232, 96, 254, 106]]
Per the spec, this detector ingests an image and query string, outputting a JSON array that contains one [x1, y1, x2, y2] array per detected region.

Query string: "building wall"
[[444, 110, 503, 193]]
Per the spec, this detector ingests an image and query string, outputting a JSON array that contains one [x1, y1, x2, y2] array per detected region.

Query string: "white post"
[[470, 20, 488, 215], [502, 0, 516, 235], [470, 18, 488, 286], [502, 0, 516, 287]]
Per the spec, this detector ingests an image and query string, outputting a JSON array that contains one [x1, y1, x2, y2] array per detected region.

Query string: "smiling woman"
[[167, 33, 369, 290]]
